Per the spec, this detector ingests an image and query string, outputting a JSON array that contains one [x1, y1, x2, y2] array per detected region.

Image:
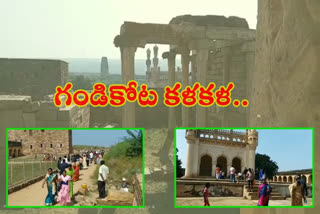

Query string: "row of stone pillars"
[[119, 40, 212, 129]]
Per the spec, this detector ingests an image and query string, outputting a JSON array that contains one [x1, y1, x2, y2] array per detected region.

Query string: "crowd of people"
[[41, 150, 107, 206], [204, 167, 309, 206]]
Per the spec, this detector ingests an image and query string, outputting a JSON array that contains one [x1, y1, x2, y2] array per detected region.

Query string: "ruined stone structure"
[[8, 141, 22, 158], [146, 45, 183, 88], [100, 56, 109, 78], [114, 15, 256, 128], [8, 129, 72, 156], [0, 59, 68, 101], [0, 95, 90, 128], [273, 169, 312, 185], [184, 129, 258, 178]]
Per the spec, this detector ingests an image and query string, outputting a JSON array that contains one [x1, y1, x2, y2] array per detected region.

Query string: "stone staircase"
[[244, 184, 286, 200]]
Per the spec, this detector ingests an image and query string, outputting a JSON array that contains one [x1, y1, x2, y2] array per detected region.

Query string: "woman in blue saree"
[[42, 168, 57, 206], [257, 178, 272, 206]]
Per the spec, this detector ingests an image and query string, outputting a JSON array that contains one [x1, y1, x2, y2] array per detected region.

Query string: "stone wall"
[[0, 95, 90, 129], [205, 41, 255, 127], [8, 129, 72, 156], [0, 59, 68, 101], [270, 183, 312, 198], [242, 1, 320, 213], [176, 180, 244, 197]]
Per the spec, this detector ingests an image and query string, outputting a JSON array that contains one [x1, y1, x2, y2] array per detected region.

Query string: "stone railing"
[[132, 173, 143, 206]]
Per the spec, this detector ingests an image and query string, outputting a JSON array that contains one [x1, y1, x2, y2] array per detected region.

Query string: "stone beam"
[[206, 27, 256, 40], [114, 22, 256, 48]]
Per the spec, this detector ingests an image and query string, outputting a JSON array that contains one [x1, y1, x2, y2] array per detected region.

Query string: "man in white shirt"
[[230, 166, 236, 183], [98, 160, 109, 198], [89, 152, 94, 163]]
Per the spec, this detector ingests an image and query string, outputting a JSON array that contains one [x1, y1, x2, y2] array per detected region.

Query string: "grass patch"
[[91, 141, 142, 191]]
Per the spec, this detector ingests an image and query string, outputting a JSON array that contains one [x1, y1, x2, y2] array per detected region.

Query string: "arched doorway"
[[9, 149, 12, 157], [308, 175, 312, 184], [13, 149, 16, 158], [288, 176, 293, 183], [199, 155, 212, 176], [283, 176, 287, 183], [216, 156, 227, 176], [302, 175, 307, 183], [232, 157, 241, 173]]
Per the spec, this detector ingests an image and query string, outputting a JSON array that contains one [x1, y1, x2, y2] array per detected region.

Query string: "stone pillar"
[[247, 146, 256, 171], [120, 46, 136, 127], [185, 139, 199, 177], [212, 159, 217, 177], [195, 48, 209, 127], [163, 51, 176, 132], [189, 39, 210, 127], [181, 48, 190, 127]]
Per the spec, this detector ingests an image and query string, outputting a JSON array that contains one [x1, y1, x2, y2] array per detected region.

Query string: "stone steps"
[[244, 185, 286, 200]]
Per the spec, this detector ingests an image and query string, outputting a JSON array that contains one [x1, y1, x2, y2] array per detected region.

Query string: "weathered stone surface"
[[0, 59, 68, 101], [8, 130, 72, 156], [105, 189, 134, 206], [169, 15, 249, 28], [249, 0, 320, 129]]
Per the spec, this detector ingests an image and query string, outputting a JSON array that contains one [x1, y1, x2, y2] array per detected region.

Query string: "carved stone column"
[[163, 51, 176, 132], [189, 39, 210, 127], [181, 48, 190, 127], [196, 48, 209, 127], [120, 46, 136, 127]]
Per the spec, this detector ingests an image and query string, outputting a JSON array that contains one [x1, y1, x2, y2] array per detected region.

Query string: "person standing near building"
[[289, 175, 306, 206], [230, 166, 236, 183], [98, 160, 109, 199], [215, 167, 221, 179], [246, 168, 254, 192], [257, 178, 272, 206], [203, 183, 210, 206], [242, 167, 248, 181]]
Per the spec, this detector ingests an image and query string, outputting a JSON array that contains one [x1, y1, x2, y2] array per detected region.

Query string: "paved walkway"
[[176, 197, 313, 206], [8, 163, 97, 206]]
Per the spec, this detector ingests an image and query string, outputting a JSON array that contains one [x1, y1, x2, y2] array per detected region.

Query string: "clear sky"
[[72, 129, 131, 147], [176, 129, 313, 171], [0, 0, 257, 59]]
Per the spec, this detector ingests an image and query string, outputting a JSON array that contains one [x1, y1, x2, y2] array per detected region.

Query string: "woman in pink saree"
[[258, 178, 272, 206], [57, 170, 71, 206]]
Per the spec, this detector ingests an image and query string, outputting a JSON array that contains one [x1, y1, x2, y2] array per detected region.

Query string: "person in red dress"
[[203, 183, 210, 206]]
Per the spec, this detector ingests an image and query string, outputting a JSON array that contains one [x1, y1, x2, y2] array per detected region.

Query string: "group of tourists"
[[41, 150, 107, 206], [208, 167, 309, 206]]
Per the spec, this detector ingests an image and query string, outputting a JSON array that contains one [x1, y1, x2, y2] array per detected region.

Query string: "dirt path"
[[8, 162, 98, 206]]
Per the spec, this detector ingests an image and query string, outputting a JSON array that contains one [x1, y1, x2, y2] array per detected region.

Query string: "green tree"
[[176, 148, 184, 178], [255, 153, 279, 179], [124, 130, 143, 157]]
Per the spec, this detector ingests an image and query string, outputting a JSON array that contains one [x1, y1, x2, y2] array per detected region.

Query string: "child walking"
[[203, 183, 210, 206]]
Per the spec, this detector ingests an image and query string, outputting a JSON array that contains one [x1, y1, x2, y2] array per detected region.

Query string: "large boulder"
[[96, 190, 134, 206]]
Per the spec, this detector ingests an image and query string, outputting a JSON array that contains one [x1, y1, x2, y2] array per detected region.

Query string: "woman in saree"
[[289, 175, 306, 206], [72, 162, 80, 182], [257, 178, 272, 206], [66, 164, 75, 199], [57, 170, 71, 206], [83, 154, 88, 169], [42, 168, 57, 206]]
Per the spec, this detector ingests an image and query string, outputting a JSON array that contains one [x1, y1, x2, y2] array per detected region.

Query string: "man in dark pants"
[[98, 160, 109, 198]]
